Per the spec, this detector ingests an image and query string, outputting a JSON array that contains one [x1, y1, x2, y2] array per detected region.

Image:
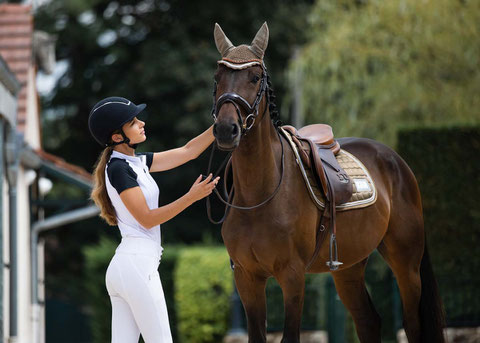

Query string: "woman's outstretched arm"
[[149, 125, 215, 172], [119, 174, 219, 229]]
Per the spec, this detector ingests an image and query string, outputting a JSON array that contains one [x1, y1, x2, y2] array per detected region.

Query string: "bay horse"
[[210, 22, 445, 343]]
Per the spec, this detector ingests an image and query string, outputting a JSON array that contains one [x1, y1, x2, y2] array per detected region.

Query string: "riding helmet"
[[88, 96, 146, 147]]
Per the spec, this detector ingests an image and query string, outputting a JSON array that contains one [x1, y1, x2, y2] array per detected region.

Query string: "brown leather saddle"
[[282, 124, 353, 270]]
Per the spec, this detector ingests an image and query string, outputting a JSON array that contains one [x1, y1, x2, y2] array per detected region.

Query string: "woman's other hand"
[[188, 173, 220, 202]]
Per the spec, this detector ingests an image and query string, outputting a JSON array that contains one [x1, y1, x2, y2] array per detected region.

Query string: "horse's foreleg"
[[331, 258, 382, 343], [234, 267, 268, 343], [276, 265, 305, 343]]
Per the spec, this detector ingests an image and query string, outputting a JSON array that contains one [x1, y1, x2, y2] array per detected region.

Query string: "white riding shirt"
[[105, 150, 162, 250]]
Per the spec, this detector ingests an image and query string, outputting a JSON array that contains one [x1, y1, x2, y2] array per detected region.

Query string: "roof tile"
[[0, 3, 33, 132], [0, 4, 93, 181]]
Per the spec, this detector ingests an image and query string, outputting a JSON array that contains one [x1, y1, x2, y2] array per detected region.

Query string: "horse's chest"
[[222, 214, 290, 252]]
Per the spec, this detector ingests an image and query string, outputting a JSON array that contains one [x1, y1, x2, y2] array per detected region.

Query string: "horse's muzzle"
[[213, 122, 240, 150]]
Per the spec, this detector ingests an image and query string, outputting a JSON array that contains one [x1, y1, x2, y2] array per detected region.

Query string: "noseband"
[[211, 65, 268, 135]]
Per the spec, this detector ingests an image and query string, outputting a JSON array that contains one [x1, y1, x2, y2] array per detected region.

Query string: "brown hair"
[[90, 146, 117, 225]]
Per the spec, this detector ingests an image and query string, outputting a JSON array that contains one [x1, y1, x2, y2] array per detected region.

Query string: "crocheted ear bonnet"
[[214, 22, 269, 70]]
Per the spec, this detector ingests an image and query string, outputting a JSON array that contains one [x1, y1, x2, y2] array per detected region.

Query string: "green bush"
[[397, 126, 480, 325], [174, 246, 233, 343]]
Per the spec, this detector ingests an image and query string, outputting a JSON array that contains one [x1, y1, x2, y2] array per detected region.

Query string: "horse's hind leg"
[[378, 210, 424, 343], [276, 265, 306, 343], [234, 267, 268, 343], [331, 258, 382, 343]]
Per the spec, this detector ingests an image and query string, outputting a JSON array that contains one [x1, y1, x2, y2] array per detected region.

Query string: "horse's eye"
[[251, 75, 260, 84]]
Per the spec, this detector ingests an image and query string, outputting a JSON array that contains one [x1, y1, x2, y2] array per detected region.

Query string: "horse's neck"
[[232, 113, 281, 204]]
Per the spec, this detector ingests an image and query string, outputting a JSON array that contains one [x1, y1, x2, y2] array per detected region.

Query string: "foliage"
[[292, 0, 480, 147], [174, 246, 233, 343], [397, 126, 480, 325]]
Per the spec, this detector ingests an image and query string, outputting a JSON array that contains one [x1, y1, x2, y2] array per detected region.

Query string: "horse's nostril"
[[232, 124, 239, 137], [213, 124, 218, 137]]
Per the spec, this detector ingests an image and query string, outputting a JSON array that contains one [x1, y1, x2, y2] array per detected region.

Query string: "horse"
[[210, 22, 445, 343]]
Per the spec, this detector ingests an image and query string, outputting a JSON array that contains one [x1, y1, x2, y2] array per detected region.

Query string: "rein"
[[205, 66, 285, 224]]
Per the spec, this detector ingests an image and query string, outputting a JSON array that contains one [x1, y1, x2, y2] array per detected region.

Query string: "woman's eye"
[[251, 75, 260, 83]]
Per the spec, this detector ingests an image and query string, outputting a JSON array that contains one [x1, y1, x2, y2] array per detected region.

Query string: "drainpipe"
[[5, 128, 22, 342], [0, 119, 4, 343]]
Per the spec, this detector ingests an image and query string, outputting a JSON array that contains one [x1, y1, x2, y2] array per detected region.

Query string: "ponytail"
[[90, 146, 117, 225]]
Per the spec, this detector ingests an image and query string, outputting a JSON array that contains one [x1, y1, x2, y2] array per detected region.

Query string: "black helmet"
[[88, 96, 146, 147]]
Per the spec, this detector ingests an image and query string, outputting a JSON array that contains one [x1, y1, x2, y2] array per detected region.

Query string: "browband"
[[217, 59, 262, 70]]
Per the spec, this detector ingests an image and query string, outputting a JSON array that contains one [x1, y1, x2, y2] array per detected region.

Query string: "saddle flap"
[[316, 148, 353, 205]]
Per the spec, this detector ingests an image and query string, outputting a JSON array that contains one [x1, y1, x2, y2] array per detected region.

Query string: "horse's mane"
[[267, 75, 282, 127]]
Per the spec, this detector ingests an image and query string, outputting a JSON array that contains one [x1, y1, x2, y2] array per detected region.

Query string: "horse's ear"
[[214, 23, 234, 57], [250, 22, 269, 59]]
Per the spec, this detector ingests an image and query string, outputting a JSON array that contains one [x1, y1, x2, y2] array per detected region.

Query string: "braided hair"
[[267, 74, 282, 127]]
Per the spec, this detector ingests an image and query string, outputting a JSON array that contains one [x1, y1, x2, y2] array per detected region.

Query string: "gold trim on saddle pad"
[[280, 127, 377, 211]]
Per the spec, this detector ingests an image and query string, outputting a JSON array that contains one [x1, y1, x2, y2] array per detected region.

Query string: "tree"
[[291, 0, 480, 147]]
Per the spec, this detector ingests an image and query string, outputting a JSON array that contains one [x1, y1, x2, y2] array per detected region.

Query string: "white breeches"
[[106, 237, 172, 343]]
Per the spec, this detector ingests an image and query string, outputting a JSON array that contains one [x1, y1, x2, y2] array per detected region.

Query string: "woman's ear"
[[111, 133, 123, 143]]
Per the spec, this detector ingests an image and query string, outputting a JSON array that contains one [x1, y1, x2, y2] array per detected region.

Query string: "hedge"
[[397, 126, 480, 325], [174, 247, 233, 343]]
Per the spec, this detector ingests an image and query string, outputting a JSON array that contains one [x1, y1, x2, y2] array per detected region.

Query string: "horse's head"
[[211, 23, 270, 150]]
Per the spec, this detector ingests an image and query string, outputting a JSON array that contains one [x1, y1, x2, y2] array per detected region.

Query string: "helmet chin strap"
[[107, 129, 139, 149]]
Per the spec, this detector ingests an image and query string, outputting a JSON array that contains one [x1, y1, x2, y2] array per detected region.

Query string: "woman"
[[88, 96, 219, 342]]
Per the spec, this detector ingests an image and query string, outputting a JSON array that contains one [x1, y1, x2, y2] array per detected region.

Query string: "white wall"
[[24, 66, 41, 150]]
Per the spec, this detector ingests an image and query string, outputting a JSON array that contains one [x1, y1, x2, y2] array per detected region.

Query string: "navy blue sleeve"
[[136, 152, 154, 170], [107, 158, 139, 194]]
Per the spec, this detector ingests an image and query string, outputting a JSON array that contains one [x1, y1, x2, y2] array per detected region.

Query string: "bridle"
[[211, 64, 268, 135], [206, 63, 285, 224]]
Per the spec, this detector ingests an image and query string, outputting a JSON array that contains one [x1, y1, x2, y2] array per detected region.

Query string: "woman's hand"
[[187, 173, 220, 202]]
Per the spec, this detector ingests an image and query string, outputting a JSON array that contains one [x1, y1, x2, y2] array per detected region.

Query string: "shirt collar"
[[111, 150, 141, 163]]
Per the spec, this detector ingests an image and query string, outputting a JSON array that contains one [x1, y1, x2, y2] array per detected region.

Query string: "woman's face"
[[111, 117, 146, 145]]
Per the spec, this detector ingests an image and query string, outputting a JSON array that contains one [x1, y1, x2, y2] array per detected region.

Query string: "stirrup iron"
[[326, 233, 343, 271]]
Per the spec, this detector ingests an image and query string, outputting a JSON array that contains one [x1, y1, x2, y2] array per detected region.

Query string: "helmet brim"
[[118, 103, 147, 127]]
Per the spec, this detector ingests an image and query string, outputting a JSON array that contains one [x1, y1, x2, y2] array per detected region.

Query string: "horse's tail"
[[419, 243, 446, 342]]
